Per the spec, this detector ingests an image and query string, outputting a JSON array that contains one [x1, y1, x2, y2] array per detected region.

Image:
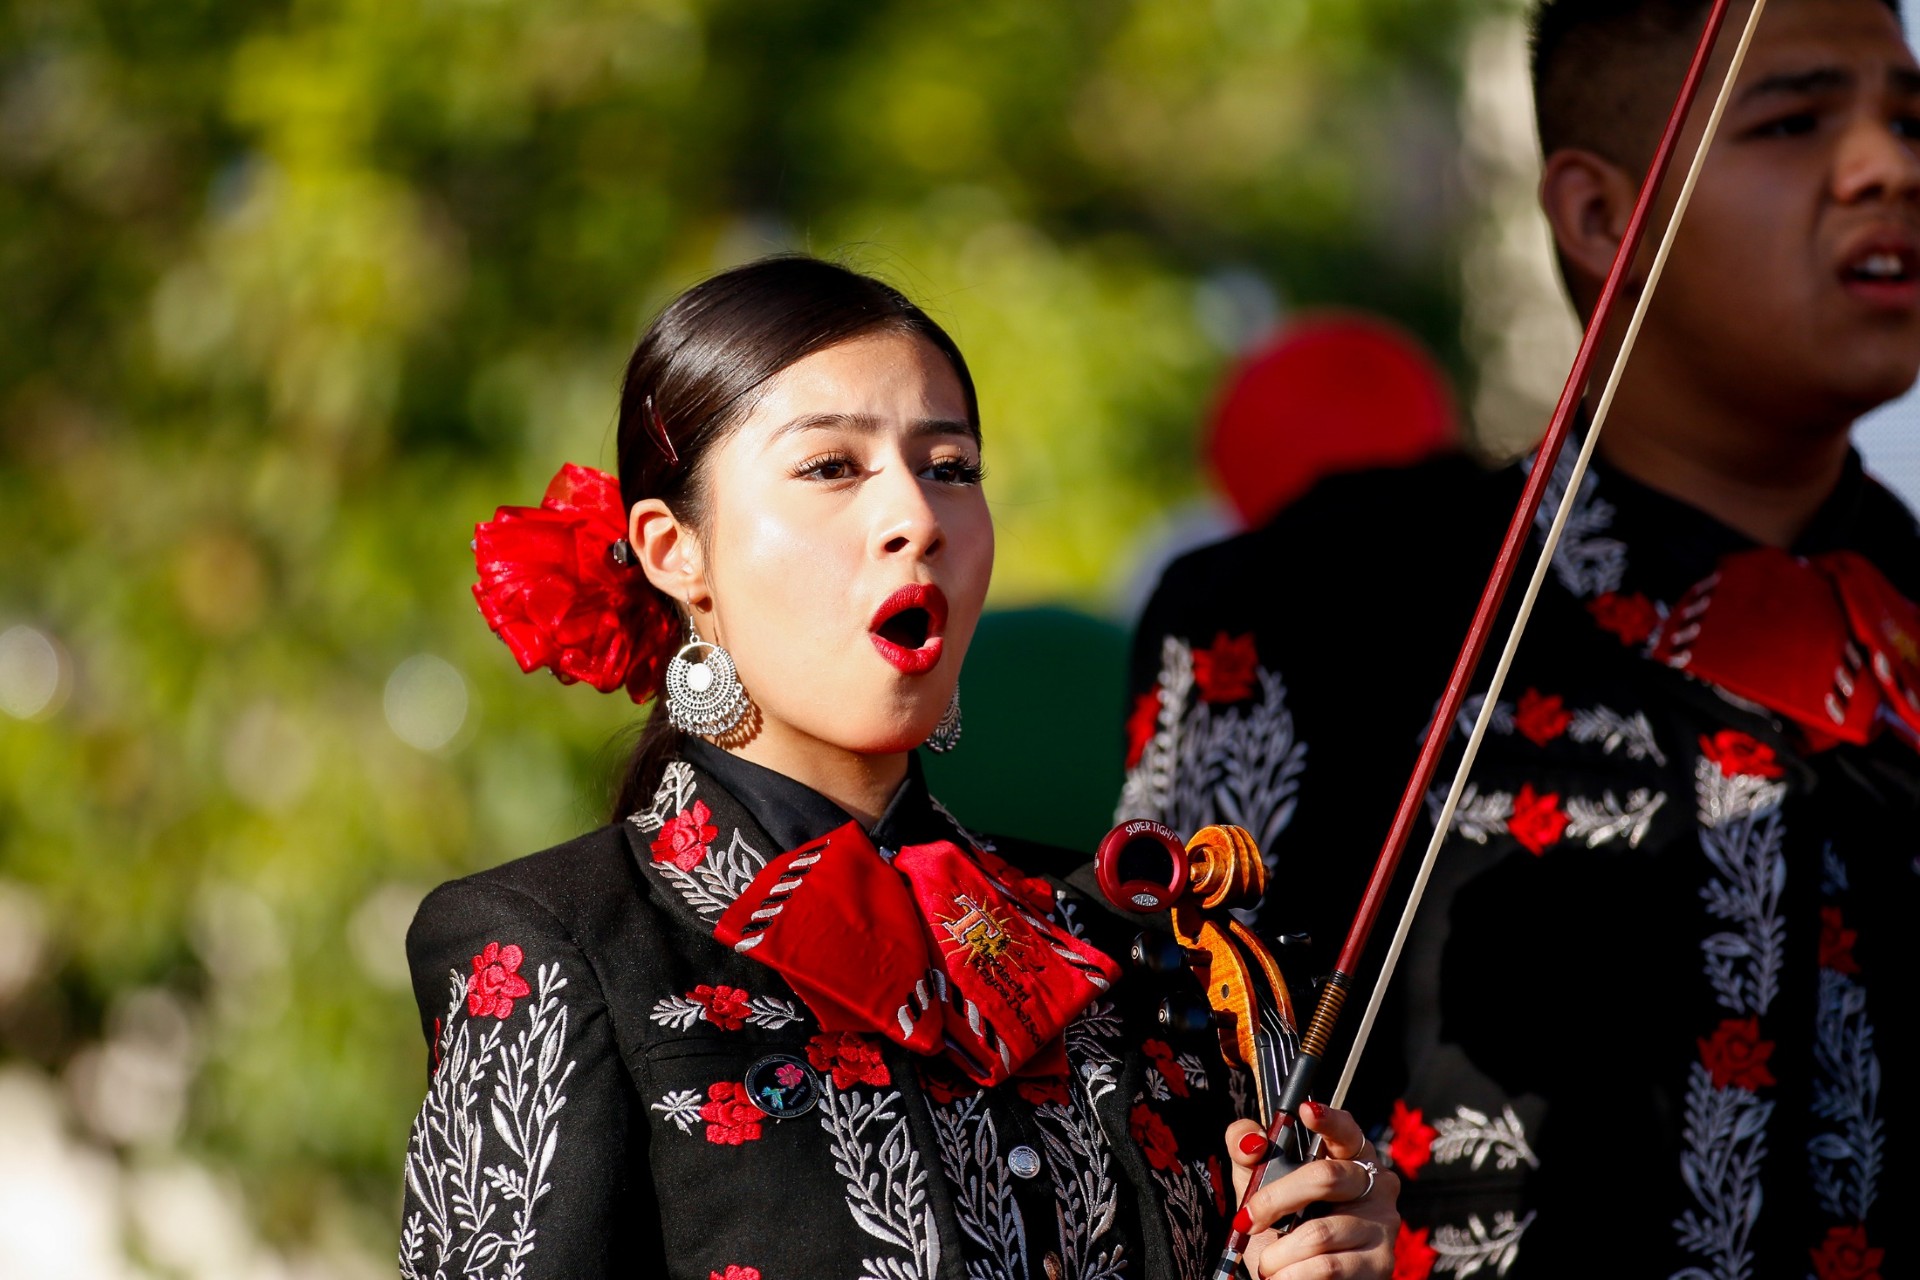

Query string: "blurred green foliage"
[[0, 0, 1502, 1266]]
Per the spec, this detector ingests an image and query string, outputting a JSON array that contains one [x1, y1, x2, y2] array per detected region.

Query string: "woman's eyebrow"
[[772, 412, 974, 438]]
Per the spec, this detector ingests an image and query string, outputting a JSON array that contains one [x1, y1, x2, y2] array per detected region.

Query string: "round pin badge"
[[743, 1054, 822, 1120]]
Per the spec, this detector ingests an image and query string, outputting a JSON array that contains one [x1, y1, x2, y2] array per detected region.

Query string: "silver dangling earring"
[[664, 619, 750, 737], [925, 685, 962, 754]]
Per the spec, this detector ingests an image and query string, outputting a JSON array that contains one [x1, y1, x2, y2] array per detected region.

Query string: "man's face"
[[1654, 0, 1920, 424]]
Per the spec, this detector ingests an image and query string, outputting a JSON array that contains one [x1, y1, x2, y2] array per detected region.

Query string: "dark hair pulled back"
[[610, 254, 979, 819]]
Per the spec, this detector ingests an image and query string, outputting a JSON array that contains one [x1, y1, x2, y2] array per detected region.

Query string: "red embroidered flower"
[[700, 1080, 764, 1145], [917, 1059, 980, 1105], [1587, 591, 1661, 647], [807, 1031, 891, 1089], [1507, 784, 1567, 855], [690, 983, 752, 1031], [1206, 1154, 1227, 1215], [652, 800, 718, 871], [1125, 689, 1162, 769], [1142, 1039, 1190, 1097], [709, 1268, 761, 1280], [1393, 1223, 1439, 1280], [1698, 1016, 1777, 1091], [1514, 688, 1571, 746], [466, 942, 533, 1019], [1387, 1099, 1437, 1180], [1699, 729, 1784, 779], [1129, 1102, 1182, 1172], [1014, 1076, 1071, 1106], [1810, 1224, 1884, 1280], [1819, 907, 1861, 975], [471, 463, 680, 703], [1193, 632, 1259, 704]]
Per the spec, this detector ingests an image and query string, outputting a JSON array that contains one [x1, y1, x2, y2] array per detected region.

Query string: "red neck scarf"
[[714, 822, 1120, 1086], [1650, 547, 1920, 751]]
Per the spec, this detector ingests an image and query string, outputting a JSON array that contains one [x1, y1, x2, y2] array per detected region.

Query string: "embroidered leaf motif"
[[401, 961, 575, 1280], [1431, 1105, 1538, 1172], [1562, 788, 1667, 849], [1430, 1210, 1535, 1277], [1567, 705, 1668, 765], [1065, 1000, 1122, 1103], [1147, 1156, 1211, 1280], [929, 1093, 1026, 1279], [650, 1089, 704, 1135], [1429, 783, 1513, 846], [629, 761, 696, 835], [820, 1084, 939, 1279], [1034, 1098, 1125, 1280], [1673, 1061, 1773, 1280], [1533, 446, 1626, 598], [1808, 962, 1885, 1222], [656, 827, 769, 919]]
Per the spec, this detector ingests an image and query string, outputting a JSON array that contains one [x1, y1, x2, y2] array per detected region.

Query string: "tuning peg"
[[1276, 932, 1312, 949], [1157, 996, 1214, 1036], [1129, 931, 1187, 974]]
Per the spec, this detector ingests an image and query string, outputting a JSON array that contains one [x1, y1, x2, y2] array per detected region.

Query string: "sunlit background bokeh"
[[13, 0, 1911, 1276]]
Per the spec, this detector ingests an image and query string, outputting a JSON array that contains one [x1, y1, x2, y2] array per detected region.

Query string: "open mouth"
[[1839, 235, 1920, 303], [869, 584, 948, 674]]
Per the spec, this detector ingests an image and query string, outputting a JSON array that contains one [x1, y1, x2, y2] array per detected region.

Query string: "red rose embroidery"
[[1387, 1099, 1437, 1180], [1514, 688, 1571, 745], [1142, 1039, 1190, 1097], [466, 942, 533, 1019], [1699, 729, 1784, 779], [1129, 1102, 1182, 1173], [1810, 1224, 1883, 1280], [807, 1031, 891, 1089], [1507, 784, 1567, 855], [1587, 591, 1661, 646], [700, 1080, 764, 1145], [1125, 689, 1162, 769], [1015, 1076, 1072, 1106], [1193, 632, 1259, 704], [651, 800, 718, 871], [1206, 1154, 1227, 1215], [1698, 1016, 1777, 1091], [1819, 907, 1861, 975], [710, 1268, 761, 1280], [1393, 1223, 1438, 1280], [690, 984, 752, 1031]]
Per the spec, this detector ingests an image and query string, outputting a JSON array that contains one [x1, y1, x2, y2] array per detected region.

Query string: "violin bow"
[[1211, 0, 1770, 1271]]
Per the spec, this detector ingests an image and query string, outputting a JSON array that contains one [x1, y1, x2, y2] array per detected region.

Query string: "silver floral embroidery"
[[1065, 1000, 1122, 1103], [1567, 705, 1667, 765], [1034, 1099, 1125, 1280], [1531, 445, 1627, 599], [819, 1082, 941, 1280], [1431, 1104, 1538, 1173], [1429, 784, 1512, 845], [1808, 854, 1884, 1225], [650, 1089, 704, 1135], [1119, 636, 1307, 857], [1147, 1155, 1212, 1280], [401, 961, 575, 1280], [648, 991, 804, 1031], [1563, 788, 1667, 849], [929, 1094, 1026, 1280], [1431, 1210, 1535, 1277]]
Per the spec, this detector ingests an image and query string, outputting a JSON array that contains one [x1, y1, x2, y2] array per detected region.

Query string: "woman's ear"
[[1539, 147, 1641, 313], [630, 499, 709, 610]]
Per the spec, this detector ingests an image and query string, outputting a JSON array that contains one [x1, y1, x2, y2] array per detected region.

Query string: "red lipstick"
[[869, 584, 948, 675]]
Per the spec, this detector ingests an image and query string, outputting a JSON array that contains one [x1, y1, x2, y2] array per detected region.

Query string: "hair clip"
[[644, 394, 680, 467]]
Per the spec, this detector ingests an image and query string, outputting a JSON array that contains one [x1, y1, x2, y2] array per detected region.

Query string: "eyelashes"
[[789, 451, 987, 487]]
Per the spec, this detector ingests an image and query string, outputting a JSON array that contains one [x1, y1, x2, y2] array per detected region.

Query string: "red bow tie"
[[714, 823, 1121, 1086], [1650, 547, 1920, 751]]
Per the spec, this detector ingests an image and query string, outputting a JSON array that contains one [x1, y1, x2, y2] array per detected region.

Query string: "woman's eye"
[[795, 454, 859, 482], [925, 457, 986, 486], [1892, 115, 1920, 140]]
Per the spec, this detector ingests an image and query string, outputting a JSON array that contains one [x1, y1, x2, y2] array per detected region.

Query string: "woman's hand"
[[1224, 1100, 1399, 1279]]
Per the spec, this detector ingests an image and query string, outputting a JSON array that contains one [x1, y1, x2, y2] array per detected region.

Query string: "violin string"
[[1326, 0, 1772, 1118]]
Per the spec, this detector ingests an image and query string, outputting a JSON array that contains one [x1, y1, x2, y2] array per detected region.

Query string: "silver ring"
[[1353, 1158, 1378, 1200]]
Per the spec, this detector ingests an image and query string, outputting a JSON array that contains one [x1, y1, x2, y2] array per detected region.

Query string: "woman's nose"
[[874, 467, 944, 560]]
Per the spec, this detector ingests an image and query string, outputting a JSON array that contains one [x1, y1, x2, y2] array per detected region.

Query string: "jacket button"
[[1007, 1145, 1041, 1179]]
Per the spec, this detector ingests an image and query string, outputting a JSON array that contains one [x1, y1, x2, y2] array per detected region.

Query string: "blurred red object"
[[1205, 313, 1457, 528]]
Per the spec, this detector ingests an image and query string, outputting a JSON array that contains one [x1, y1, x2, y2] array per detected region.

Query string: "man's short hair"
[[1530, 0, 1902, 166]]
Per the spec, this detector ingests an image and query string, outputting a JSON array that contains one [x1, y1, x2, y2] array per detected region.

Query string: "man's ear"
[[629, 499, 708, 611], [1539, 147, 1641, 311]]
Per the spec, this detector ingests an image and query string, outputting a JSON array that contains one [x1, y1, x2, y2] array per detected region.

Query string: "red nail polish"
[[1238, 1132, 1267, 1156], [1232, 1207, 1253, 1235], [1303, 1099, 1326, 1120]]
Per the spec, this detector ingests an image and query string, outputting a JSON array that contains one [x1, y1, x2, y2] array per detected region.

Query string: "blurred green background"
[[0, 0, 1535, 1274]]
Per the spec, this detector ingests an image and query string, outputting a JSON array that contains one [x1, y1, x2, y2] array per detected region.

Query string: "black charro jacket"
[[1121, 449, 1920, 1278], [398, 743, 1235, 1280]]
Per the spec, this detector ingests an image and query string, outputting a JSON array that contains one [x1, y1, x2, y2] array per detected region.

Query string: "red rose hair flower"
[[467, 942, 533, 1020], [471, 463, 680, 703]]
